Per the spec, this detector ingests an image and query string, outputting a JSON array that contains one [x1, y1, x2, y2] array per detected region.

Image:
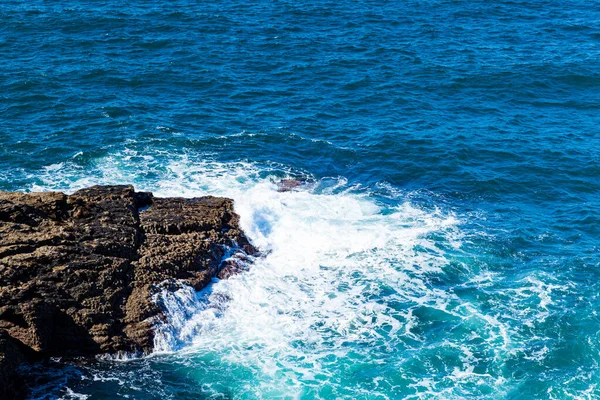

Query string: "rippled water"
[[2, 1, 599, 399]]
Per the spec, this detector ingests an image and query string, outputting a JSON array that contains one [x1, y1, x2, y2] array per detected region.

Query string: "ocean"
[[1, 1, 599, 399]]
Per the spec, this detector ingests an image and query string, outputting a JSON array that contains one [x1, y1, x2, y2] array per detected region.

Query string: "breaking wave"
[[22, 151, 581, 399]]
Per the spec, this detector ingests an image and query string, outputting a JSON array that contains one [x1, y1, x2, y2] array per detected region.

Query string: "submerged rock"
[[276, 178, 304, 192], [0, 185, 256, 398]]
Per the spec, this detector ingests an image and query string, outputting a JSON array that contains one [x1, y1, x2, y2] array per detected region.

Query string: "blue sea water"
[[1, 0, 600, 398]]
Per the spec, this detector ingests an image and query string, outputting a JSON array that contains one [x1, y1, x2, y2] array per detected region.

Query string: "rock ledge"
[[0, 185, 256, 398]]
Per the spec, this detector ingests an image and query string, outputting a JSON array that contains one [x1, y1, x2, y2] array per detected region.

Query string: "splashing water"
[[149, 165, 467, 399], [21, 153, 543, 399], [14, 148, 597, 400]]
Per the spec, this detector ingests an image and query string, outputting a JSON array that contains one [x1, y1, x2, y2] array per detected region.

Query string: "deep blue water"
[[1, 1, 600, 399]]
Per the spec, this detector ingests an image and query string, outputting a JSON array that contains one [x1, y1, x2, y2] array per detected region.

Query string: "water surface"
[[1, 1, 599, 399]]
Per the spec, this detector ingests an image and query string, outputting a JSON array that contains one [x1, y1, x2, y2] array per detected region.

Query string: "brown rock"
[[0, 185, 256, 398]]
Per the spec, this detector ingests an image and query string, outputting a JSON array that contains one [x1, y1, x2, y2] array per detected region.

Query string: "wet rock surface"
[[0, 185, 256, 398]]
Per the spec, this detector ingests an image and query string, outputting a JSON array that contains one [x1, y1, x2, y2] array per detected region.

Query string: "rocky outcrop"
[[0, 185, 256, 398]]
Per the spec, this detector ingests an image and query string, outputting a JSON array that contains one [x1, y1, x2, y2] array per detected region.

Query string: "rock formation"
[[0, 185, 256, 399]]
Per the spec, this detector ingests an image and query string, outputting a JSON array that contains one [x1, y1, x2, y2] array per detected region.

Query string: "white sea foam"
[[63, 388, 89, 400], [29, 153, 524, 398], [133, 158, 489, 396]]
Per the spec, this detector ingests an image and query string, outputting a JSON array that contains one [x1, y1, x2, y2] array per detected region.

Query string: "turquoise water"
[[2, 1, 599, 399]]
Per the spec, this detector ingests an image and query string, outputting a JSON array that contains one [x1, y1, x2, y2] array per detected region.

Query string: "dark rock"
[[0, 330, 37, 399], [217, 259, 246, 280], [0, 185, 257, 398]]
